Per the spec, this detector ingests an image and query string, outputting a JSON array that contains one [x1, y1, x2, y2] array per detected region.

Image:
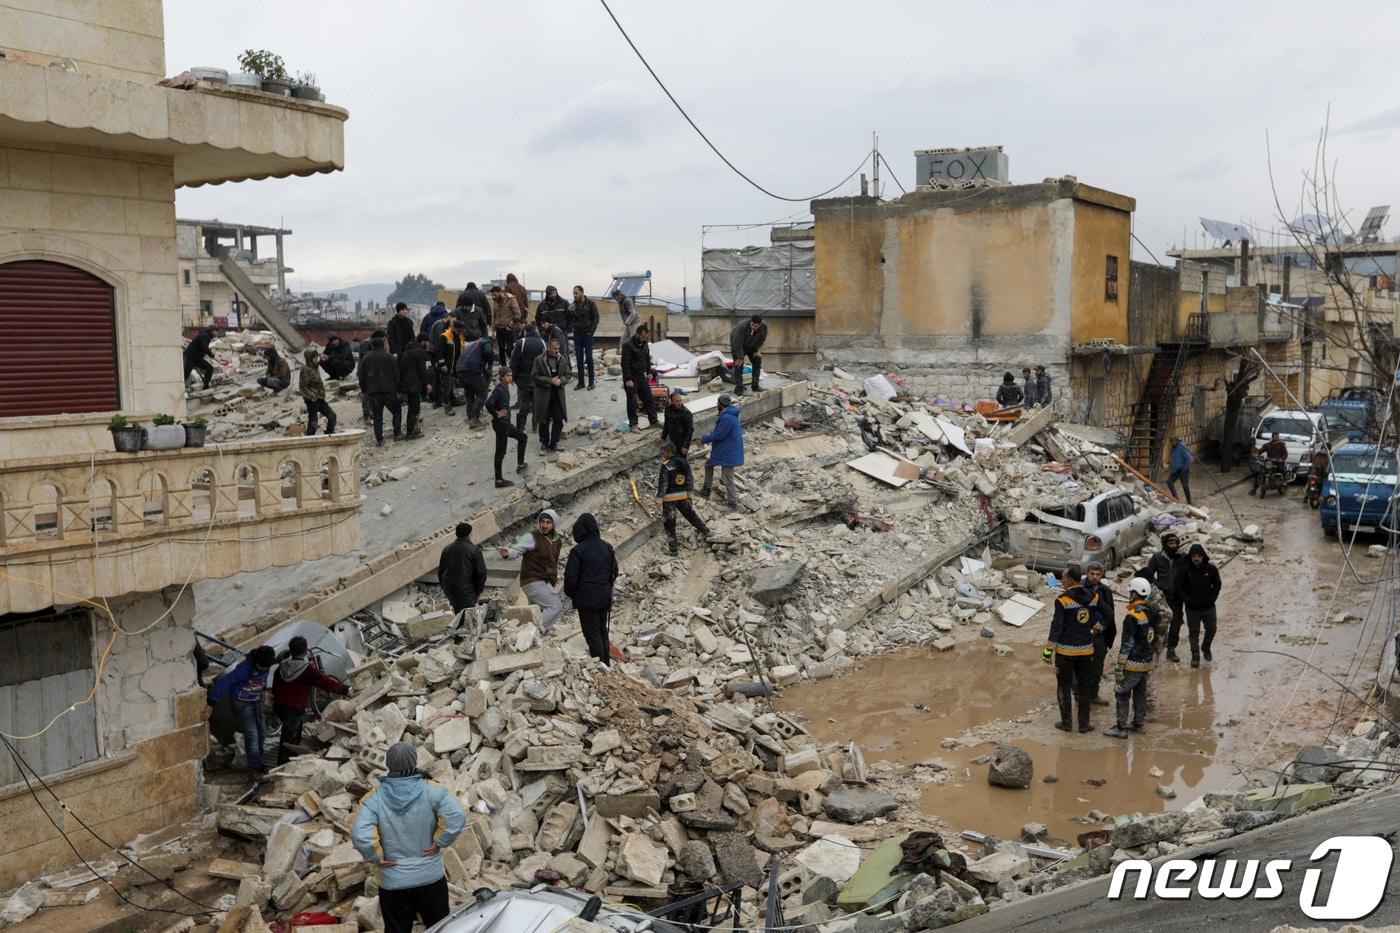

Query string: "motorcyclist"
[[1251, 432, 1290, 496], [1304, 443, 1331, 503]]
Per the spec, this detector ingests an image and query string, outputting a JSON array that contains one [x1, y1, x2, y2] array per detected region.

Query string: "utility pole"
[[871, 132, 880, 199]]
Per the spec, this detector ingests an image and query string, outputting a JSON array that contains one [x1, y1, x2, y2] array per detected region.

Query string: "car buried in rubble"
[[1002, 489, 1152, 571]]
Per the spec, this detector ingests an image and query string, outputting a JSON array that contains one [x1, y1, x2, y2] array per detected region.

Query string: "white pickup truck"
[[1252, 408, 1327, 480]]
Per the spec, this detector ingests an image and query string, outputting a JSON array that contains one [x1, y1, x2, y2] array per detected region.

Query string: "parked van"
[[1253, 408, 1327, 479], [1319, 443, 1398, 537]]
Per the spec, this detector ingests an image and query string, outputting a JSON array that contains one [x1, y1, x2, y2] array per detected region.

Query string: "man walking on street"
[[663, 390, 693, 455], [621, 324, 659, 430], [563, 513, 618, 666], [511, 323, 546, 433], [1141, 532, 1186, 664], [532, 339, 569, 452], [1043, 565, 1100, 733], [454, 332, 494, 427], [399, 334, 431, 439], [699, 394, 744, 510], [500, 509, 565, 632], [1168, 437, 1194, 504], [352, 742, 466, 933], [201, 645, 277, 774], [299, 348, 337, 436], [357, 336, 401, 446], [1104, 578, 1158, 738], [1083, 561, 1116, 705], [613, 288, 641, 339], [728, 315, 767, 395], [658, 442, 709, 555], [569, 286, 599, 390], [1175, 543, 1221, 668], [487, 370, 528, 487], [437, 522, 487, 617], [388, 302, 415, 357], [271, 636, 352, 764]]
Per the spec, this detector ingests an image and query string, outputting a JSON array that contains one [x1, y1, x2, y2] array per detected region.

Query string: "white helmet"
[[1128, 577, 1152, 598]]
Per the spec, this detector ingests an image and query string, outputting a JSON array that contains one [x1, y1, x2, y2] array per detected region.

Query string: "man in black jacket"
[[454, 334, 494, 428], [438, 522, 487, 616], [663, 390, 693, 455], [1043, 565, 1101, 732], [357, 336, 400, 445], [387, 302, 415, 357], [729, 315, 767, 395], [183, 325, 221, 389], [511, 324, 546, 432], [621, 325, 658, 430], [486, 370, 528, 487], [1139, 533, 1186, 663], [457, 282, 491, 338], [536, 286, 570, 338], [657, 442, 709, 556], [398, 334, 432, 439], [1083, 561, 1116, 705], [563, 513, 619, 665], [569, 286, 599, 390], [319, 333, 355, 380], [1175, 543, 1222, 667]]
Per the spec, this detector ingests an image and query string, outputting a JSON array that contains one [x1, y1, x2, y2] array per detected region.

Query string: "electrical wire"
[[597, 0, 871, 203], [878, 151, 907, 196], [1131, 231, 1164, 266]]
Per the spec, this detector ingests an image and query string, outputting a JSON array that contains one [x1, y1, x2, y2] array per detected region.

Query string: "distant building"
[[177, 219, 292, 330]]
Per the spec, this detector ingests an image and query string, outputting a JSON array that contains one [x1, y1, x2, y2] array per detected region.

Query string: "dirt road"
[[782, 484, 1390, 844]]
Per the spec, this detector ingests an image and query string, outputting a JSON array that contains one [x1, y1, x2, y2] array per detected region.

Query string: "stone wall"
[[95, 587, 198, 748], [0, 1, 165, 84]]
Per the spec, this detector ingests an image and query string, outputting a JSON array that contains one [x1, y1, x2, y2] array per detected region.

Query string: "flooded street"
[[781, 484, 1386, 844]]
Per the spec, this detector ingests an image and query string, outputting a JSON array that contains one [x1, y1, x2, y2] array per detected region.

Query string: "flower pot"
[[292, 85, 324, 102], [183, 424, 208, 448], [228, 72, 262, 90], [142, 424, 187, 450], [190, 67, 228, 84], [111, 426, 143, 453], [260, 78, 293, 97]]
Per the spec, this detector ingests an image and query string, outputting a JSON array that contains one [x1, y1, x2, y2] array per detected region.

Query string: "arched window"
[[235, 464, 258, 518], [320, 456, 339, 502], [0, 261, 118, 417], [191, 468, 214, 522], [34, 483, 61, 538], [88, 478, 116, 533], [279, 460, 301, 511], [140, 472, 168, 526]]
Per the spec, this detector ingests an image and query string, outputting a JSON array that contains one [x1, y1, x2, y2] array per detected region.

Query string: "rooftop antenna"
[[871, 132, 880, 199]]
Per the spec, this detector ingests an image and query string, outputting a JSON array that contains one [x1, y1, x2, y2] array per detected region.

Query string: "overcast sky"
[[169, 1, 1400, 298]]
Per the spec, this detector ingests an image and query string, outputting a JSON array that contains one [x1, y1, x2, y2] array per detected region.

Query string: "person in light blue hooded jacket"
[[352, 742, 466, 933]]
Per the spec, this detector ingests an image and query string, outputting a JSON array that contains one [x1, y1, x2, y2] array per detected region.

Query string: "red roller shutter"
[[0, 260, 119, 418]]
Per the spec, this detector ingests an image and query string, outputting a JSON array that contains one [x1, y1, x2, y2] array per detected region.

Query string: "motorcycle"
[[1253, 456, 1294, 497], [1303, 469, 1323, 509]]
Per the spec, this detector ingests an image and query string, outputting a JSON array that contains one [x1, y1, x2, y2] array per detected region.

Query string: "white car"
[[1004, 490, 1152, 571], [1253, 409, 1327, 479]]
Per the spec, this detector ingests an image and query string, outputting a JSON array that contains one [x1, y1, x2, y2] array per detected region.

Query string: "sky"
[[168, 0, 1400, 299]]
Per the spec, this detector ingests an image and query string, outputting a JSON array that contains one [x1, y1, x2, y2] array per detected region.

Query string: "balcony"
[[0, 59, 346, 187], [0, 433, 363, 614]]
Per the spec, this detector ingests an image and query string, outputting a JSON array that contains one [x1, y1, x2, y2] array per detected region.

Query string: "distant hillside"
[[314, 282, 393, 306]]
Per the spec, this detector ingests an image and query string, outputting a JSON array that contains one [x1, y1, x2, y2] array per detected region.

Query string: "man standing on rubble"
[[1174, 543, 1221, 668], [387, 302, 415, 357], [201, 644, 277, 774], [453, 331, 494, 428], [663, 389, 693, 455], [1043, 565, 1100, 732], [457, 282, 491, 337], [183, 324, 222, 390], [1021, 367, 1037, 407], [398, 334, 431, 439], [622, 324, 659, 431], [699, 394, 744, 510], [511, 322, 546, 433], [658, 441, 710, 555], [438, 522, 488, 616], [1139, 532, 1186, 664], [1104, 578, 1158, 738], [536, 286, 570, 342], [272, 636, 352, 765], [532, 339, 569, 453], [419, 300, 448, 341], [500, 509, 565, 632], [487, 370, 529, 486], [1083, 561, 1116, 706], [728, 315, 768, 396], [613, 288, 642, 339], [569, 285, 599, 390], [490, 285, 522, 370], [352, 742, 465, 933], [564, 513, 619, 665], [299, 348, 337, 436], [358, 335, 401, 446], [434, 316, 466, 415], [1033, 365, 1052, 408], [996, 373, 1023, 408]]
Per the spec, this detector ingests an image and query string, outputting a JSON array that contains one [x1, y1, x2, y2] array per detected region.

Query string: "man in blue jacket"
[[1167, 437, 1193, 505], [353, 742, 466, 933], [201, 645, 277, 774], [699, 394, 744, 509]]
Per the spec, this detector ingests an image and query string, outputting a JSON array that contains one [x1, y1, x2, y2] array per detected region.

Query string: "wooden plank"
[[1001, 405, 1057, 447]]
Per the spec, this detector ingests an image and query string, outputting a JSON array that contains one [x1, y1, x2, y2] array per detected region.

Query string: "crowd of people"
[[994, 364, 1053, 409]]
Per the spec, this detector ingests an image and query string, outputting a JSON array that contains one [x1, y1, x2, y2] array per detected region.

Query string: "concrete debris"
[[987, 744, 1034, 789]]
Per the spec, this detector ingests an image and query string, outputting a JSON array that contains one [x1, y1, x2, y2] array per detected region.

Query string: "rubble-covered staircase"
[[1126, 342, 1190, 478]]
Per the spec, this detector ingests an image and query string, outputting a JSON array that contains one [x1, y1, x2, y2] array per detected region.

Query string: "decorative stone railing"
[[0, 432, 364, 614]]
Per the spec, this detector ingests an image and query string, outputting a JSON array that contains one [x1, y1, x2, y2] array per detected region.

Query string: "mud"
[[782, 485, 1382, 844]]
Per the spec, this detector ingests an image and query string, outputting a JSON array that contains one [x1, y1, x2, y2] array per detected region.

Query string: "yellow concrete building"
[[0, 0, 359, 888]]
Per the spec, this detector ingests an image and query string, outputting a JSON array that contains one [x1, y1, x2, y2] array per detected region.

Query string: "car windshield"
[[1330, 453, 1397, 478], [1258, 417, 1313, 437], [1323, 407, 1368, 430]]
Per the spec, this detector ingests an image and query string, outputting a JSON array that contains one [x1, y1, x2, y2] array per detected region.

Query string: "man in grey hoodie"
[[352, 742, 466, 933]]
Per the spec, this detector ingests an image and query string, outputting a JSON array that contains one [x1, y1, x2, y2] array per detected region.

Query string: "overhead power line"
[[878, 152, 907, 196], [598, 0, 870, 203]]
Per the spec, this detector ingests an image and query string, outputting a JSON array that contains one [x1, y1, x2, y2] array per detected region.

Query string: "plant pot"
[[142, 424, 187, 450], [228, 72, 262, 90], [111, 426, 143, 453], [260, 78, 293, 97], [292, 85, 324, 102], [190, 67, 228, 84], [183, 424, 208, 448]]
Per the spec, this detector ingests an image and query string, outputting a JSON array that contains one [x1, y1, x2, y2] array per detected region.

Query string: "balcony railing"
[[1185, 312, 1210, 343], [0, 433, 364, 614]]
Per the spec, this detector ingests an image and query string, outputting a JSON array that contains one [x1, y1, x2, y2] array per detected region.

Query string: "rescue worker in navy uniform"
[[1082, 561, 1116, 705], [1104, 578, 1159, 737], [657, 442, 709, 555], [1043, 564, 1100, 732]]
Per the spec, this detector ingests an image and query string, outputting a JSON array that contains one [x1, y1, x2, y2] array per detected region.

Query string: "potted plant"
[[143, 413, 187, 451], [238, 49, 291, 96], [184, 416, 209, 448], [292, 71, 323, 102], [109, 414, 143, 453]]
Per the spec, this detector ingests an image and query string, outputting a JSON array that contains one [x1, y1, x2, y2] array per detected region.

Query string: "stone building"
[[0, 0, 360, 888], [177, 218, 291, 331]]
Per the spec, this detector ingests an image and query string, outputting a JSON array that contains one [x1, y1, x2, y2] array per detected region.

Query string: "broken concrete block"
[[1239, 782, 1334, 815], [678, 840, 718, 881], [669, 793, 698, 813], [795, 834, 861, 883], [617, 833, 668, 886], [264, 820, 307, 878], [783, 748, 821, 776], [487, 648, 545, 675], [593, 790, 662, 819], [750, 560, 809, 607], [431, 717, 473, 754], [208, 858, 263, 881], [988, 744, 1034, 789], [822, 787, 897, 823], [966, 846, 1031, 883], [576, 815, 615, 869]]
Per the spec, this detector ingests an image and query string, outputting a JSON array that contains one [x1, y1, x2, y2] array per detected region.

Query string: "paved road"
[[958, 787, 1400, 930]]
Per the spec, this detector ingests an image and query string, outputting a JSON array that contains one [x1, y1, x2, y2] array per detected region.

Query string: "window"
[[1105, 255, 1119, 301], [0, 609, 100, 784], [183, 269, 191, 286]]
